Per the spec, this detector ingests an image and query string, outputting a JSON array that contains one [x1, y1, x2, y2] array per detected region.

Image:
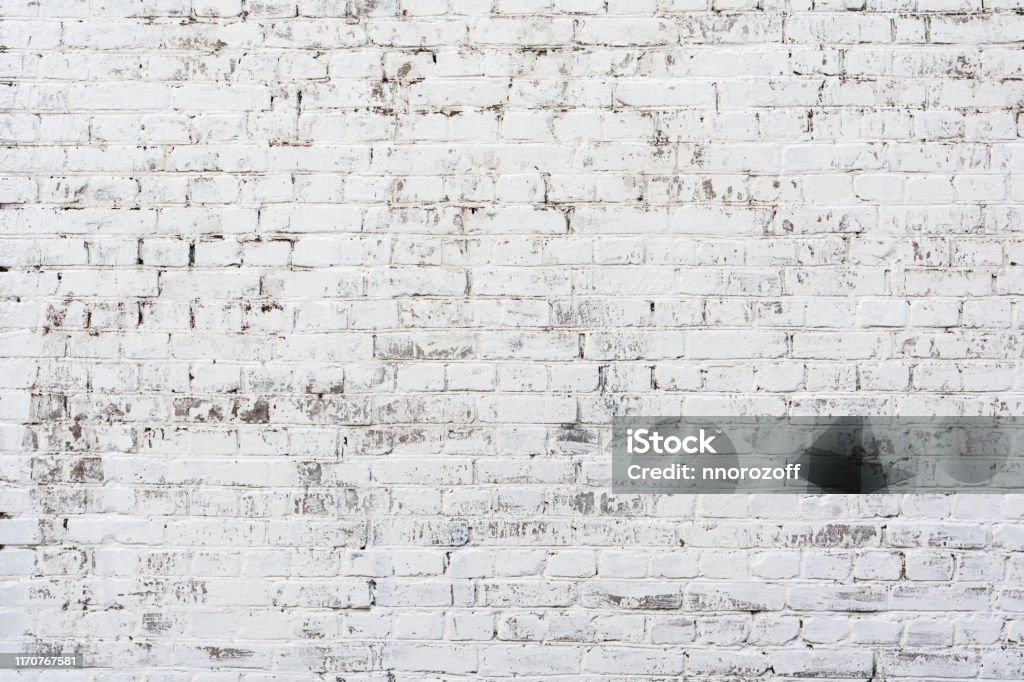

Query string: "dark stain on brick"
[[299, 625, 325, 639], [813, 523, 878, 547], [104, 402, 127, 419], [170, 579, 208, 605], [201, 646, 254, 660], [32, 394, 67, 421], [142, 612, 172, 634], [69, 457, 103, 483], [599, 493, 644, 516], [45, 305, 65, 329], [173, 398, 224, 422], [569, 492, 595, 514], [32, 457, 63, 484], [236, 398, 270, 423], [557, 425, 594, 444], [295, 493, 331, 515], [589, 582, 681, 609], [315, 381, 344, 394], [297, 461, 323, 485], [396, 429, 428, 446]]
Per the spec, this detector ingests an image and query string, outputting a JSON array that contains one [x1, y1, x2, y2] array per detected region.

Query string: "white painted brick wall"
[[1, 0, 1024, 679]]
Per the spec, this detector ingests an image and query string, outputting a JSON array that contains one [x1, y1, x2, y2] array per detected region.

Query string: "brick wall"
[[2, 0, 1024, 678]]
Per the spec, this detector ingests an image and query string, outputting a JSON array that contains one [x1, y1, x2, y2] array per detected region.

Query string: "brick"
[[772, 650, 874, 678], [583, 646, 683, 675], [877, 651, 978, 678]]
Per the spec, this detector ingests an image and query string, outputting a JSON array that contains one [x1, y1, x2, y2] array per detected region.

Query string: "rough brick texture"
[[2, 0, 1024, 679]]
